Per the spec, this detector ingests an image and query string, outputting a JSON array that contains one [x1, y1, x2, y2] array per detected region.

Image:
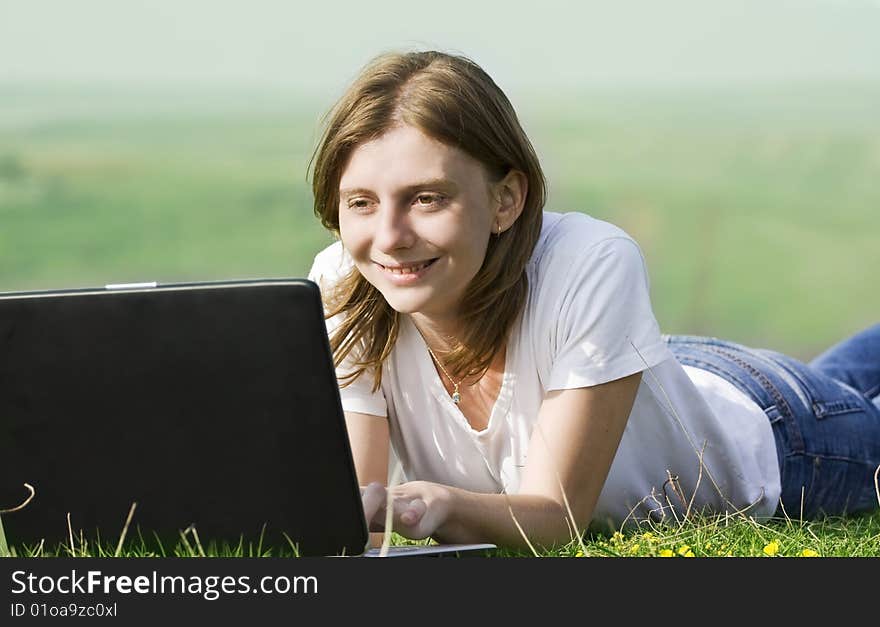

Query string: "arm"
[[345, 410, 389, 487], [365, 371, 642, 551], [344, 410, 390, 549]]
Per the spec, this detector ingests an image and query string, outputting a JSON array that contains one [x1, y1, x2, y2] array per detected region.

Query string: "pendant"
[[451, 389, 461, 404]]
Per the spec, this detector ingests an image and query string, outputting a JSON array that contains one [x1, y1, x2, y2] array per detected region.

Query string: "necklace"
[[424, 344, 464, 405]]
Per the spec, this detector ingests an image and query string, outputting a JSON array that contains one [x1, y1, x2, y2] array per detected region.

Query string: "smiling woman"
[[306, 50, 880, 551], [337, 125, 524, 324]]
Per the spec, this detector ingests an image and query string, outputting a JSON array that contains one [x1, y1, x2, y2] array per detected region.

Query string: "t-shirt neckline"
[[405, 315, 516, 437]]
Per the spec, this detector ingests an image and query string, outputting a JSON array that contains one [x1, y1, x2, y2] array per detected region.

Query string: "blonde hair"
[[310, 50, 546, 391]]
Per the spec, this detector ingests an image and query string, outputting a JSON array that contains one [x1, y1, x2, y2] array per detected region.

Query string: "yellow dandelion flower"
[[800, 549, 819, 557], [684, 550, 695, 557], [641, 532, 655, 542], [659, 549, 674, 557], [629, 544, 640, 554], [763, 540, 780, 557], [705, 542, 712, 550], [611, 532, 625, 544], [575, 550, 585, 557], [677, 545, 692, 557]]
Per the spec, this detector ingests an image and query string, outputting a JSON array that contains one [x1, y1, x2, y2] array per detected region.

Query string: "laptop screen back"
[[0, 279, 368, 556]]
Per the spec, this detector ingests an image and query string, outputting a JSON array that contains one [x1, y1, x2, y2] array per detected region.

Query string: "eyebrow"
[[339, 178, 459, 199]]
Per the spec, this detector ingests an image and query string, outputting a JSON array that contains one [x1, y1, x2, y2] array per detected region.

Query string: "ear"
[[492, 169, 528, 234]]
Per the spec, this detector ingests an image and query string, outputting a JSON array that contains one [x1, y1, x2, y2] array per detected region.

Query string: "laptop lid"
[[0, 279, 369, 557]]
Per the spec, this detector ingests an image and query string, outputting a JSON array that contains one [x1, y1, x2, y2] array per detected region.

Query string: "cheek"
[[338, 220, 369, 258], [459, 232, 490, 270]]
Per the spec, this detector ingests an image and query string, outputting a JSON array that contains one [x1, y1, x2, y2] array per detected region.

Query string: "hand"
[[359, 481, 452, 541]]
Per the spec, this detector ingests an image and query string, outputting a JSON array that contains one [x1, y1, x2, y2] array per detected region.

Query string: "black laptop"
[[0, 279, 494, 557]]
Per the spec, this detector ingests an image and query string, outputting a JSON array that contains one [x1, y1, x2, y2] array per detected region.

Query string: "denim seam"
[[703, 347, 794, 419], [750, 351, 813, 414], [808, 451, 878, 465], [666, 336, 804, 413], [774, 442, 876, 466], [814, 402, 865, 418], [760, 352, 863, 417]]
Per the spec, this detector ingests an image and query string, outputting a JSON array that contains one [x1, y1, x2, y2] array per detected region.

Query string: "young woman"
[[307, 50, 880, 550]]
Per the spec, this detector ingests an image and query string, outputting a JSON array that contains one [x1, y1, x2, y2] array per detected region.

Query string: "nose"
[[373, 205, 416, 253]]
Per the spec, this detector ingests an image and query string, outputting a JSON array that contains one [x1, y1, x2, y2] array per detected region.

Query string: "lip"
[[374, 257, 439, 285]]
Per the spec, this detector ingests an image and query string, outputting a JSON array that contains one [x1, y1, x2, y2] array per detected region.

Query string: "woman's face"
[[338, 124, 499, 323]]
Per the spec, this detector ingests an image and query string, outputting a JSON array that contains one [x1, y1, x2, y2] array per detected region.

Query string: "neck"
[[409, 312, 462, 355], [409, 313, 508, 387]]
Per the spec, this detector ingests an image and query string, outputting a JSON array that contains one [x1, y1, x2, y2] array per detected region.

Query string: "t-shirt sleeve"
[[545, 236, 671, 391], [307, 246, 388, 418]]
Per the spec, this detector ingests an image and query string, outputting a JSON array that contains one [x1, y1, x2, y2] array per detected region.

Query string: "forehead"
[[339, 124, 486, 190]]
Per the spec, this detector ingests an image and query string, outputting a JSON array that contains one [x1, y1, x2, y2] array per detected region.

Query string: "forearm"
[[433, 487, 583, 551]]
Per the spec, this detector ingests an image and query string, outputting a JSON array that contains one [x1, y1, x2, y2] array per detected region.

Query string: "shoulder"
[[524, 213, 668, 389], [528, 211, 649, 291]]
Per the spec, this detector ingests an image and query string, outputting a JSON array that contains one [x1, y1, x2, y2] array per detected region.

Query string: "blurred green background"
[[2, 1, 878, 360]]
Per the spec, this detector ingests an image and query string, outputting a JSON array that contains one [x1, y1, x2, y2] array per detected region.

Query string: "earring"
[[496, 222, 502, 236]]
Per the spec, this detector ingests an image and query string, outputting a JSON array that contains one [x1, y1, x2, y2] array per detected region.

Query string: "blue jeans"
[[664, 324, 880, 519]]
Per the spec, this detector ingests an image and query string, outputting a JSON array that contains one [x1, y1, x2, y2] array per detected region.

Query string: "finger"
[[360, 482, 386, 524], [400, 498, 427, 526]]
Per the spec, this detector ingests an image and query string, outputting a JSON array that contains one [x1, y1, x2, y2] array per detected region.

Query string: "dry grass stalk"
[[620, 490, 666, 529], [178, 527, 196, 557], [379, 461, 403, 558], [114, 502, 137, 557], [66, 513, 76, 557], [0, 483, 36, 514], [531, 422, 589, 557], [776, 493, 792, 526], [662, 470, 685, 524], [682, 441, 708, 526], [506, 503, 539, 557], [0, 484, 37, 559], [616, 339, 780, 536], [630, 341, 735, 510], [801, 486, 805, 523]]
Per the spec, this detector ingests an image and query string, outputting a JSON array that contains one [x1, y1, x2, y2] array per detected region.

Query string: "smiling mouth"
[[376, 258, 439, 274]]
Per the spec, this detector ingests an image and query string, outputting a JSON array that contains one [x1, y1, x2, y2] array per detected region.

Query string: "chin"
[[378, 292, 428, 315]]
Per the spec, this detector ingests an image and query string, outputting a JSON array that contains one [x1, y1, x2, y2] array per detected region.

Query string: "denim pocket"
[[808, 455, 879, 516]]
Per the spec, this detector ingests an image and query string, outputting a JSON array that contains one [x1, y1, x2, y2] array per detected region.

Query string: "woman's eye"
[[347, 199, 372, 211], [415, 194, 443, 206]]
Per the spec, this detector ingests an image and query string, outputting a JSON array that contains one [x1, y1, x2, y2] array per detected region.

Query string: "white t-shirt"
[[308, 211, 781, 527]]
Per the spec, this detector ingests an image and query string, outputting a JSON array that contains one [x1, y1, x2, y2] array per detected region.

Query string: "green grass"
[[4, 511, 879, 557]]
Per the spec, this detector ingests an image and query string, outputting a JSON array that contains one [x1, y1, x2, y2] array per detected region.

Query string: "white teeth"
[[383, 260, 432, 274]]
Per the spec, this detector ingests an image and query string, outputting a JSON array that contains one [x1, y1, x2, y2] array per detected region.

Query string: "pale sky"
[[1, 0, 879, 93]]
